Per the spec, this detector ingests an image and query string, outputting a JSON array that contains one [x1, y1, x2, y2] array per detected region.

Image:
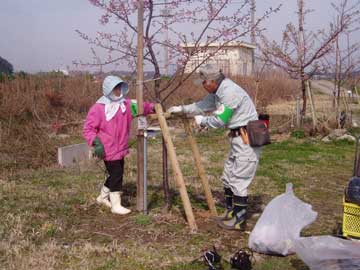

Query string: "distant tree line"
[[0, 56, 13, 75]]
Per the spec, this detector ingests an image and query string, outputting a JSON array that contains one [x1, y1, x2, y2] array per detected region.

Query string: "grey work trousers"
[[221, 136, 261, 196]]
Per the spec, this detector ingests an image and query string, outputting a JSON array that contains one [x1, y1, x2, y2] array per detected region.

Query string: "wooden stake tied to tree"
[[155, 104, 198, 232]]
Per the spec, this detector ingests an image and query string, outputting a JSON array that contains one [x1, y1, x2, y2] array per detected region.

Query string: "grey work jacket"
[[183, 78, 258, 129]]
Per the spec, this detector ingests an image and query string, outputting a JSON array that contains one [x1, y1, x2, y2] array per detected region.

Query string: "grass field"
[[0, 125, 357, 270]]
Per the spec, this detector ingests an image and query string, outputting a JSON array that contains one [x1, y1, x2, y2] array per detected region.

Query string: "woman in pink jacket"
[[83, 75, 154, 215]]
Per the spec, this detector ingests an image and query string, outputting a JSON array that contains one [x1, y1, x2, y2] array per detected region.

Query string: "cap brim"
[[120, 82, 129, 96]]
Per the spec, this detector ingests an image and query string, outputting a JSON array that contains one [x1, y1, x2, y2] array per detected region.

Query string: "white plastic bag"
[[248, 183, 318, 256], [293, 236, 360, 270]]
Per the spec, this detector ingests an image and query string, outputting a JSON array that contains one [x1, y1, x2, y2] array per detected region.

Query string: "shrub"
[[291, 129, 306, 139], [0, 56, 13, 75]]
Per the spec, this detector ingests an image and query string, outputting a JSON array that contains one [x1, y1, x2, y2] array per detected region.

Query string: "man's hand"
[[93, 137, 104, 159], [167, 105, 183, 114], [194, 115, 205, 127]]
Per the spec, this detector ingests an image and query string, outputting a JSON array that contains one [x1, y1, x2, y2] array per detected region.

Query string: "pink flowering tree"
[[321, 1, 360, 110], [259, 0, 359, 116], [75, 0, 279, 102]]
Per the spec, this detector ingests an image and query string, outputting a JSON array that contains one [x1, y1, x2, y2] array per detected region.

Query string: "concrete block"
[[58, 143, 91, 167]]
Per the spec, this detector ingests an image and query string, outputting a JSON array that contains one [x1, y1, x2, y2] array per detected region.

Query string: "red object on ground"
[[51, 122, 63, 133]]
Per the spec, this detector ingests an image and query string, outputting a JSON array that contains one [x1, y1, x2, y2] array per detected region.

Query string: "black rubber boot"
[[216, 188, 234, 221], [218, 196, 248, 230]]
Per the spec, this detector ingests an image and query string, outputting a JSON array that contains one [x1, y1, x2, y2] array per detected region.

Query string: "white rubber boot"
[[96, 185, 112, 208], [109, 192, 131, 215]]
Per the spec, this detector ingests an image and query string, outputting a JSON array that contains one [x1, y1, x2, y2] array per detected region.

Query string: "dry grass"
[[0, 71, 298, 176], [1, 72, 358, 270], [267, 94, 334, 117], [236, 71, 298, 111], [1, 129, 357, 270], [0, 74, 98, 173]]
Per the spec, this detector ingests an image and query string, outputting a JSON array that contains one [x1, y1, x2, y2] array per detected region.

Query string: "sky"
[[0, 0, 351, 73]]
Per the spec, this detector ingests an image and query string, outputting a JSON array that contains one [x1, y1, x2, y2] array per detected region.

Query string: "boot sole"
[[96, 199, 112, 208], [111, 210, 131, 215], [211, 216, 233, 222], [216, 219, 247, 231]]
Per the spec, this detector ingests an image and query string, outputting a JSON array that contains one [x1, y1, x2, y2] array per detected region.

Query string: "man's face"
[[202, 79, 218, 93]]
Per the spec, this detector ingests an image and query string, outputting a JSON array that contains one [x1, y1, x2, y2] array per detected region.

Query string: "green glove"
[[92, 137, 104, 159]]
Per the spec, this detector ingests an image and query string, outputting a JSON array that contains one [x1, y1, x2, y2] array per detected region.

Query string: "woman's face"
[[112, 84, 122, 97]]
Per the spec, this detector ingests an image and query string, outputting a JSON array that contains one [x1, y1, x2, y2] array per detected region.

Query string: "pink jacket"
[[83, 98, 154, 161]]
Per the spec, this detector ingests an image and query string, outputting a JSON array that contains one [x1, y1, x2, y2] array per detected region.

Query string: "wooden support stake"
[[155, 104, 198, 232], [182, 118, 218, 216], [136, 0, 145, 212], [147, 112, 172, 121]]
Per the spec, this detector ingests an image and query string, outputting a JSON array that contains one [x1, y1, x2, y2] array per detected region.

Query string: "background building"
[[182, 42, 255, 76]]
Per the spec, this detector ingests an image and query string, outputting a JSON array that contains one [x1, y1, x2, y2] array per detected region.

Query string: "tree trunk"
[[306, 80, 317, 128], [162, 137, 171, 211], [251, 0, 256, 75], [334, 33, 342, 128], [301, 76, 307, 116], [335, 34, 341, 109], [151, 62, 161, 101], [298, 0, 306, 117]]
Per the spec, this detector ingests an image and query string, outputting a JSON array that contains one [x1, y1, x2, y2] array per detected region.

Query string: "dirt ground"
[[1, 93, 359, 270]]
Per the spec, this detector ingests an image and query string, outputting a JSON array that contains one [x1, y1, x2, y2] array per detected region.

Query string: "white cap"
[[193, 63, 221, 86]]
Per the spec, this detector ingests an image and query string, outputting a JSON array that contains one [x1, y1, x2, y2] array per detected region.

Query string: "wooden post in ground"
[[136, 0, 145, 212], [155, 104, 198, 231], [182, 118, 217, 216]]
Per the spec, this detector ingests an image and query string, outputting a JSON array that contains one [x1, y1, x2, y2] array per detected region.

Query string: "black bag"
[[230, 248, 253, 270], [246, 120, 271, 147], [203, 247, 222, 270]]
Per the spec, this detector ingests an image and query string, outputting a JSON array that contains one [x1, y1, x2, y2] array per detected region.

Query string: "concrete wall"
[[58, 143, 92, 167]]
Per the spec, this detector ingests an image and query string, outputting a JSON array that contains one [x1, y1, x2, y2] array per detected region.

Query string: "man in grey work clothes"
[[167, 63, 261, 230]]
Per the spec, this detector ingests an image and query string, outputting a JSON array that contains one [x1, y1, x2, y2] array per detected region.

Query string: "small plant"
[[134, 214, 152, 226], [347, 127, 360, 138], [291, 129, 306, 139], [41, 222, 56, 237], [95, 259, 117, 270]]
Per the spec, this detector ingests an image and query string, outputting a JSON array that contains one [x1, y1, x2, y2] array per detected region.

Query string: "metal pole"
[[144, 131, 148, 214], [136, 0, 145, 212]]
